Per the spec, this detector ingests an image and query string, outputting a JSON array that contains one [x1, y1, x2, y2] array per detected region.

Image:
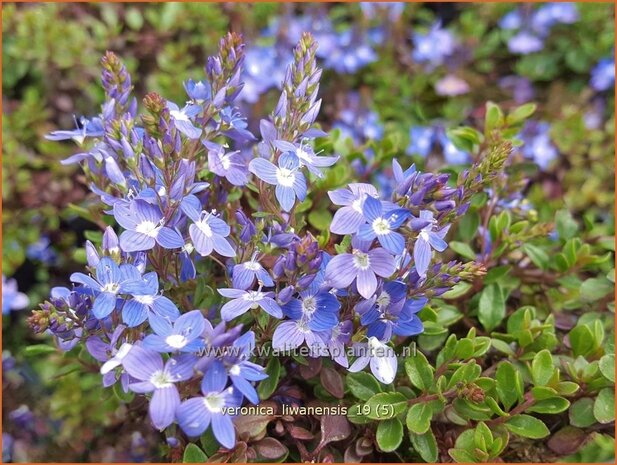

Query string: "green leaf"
[[474, 422, 493, 452], [447, 360, 481, 389], [410, 430, 438, 463], [531, 349, 554, 386], [308, 209, 332, 231], [555, 209, 578, 240], [449, 448, 478, 463], [569, 398, 596, 427], [478, 284, 506, 332], [365, 392, 408, 420], [449, 241, 477, 260], [485, 101, 505, 132], [580, 277, 613, 302], [376, 418, 403, 452], [258, 357, 281, 400], [522, 243, 549, 270], [491, 338, 515, 356], [346, 372, 382, 401], [496, 362, 523, 411], [505, 415, 550, 439], [599, 354, 615, 382], [183, 444, 208, 463], [593, 388, 615, 424], [527, 397, 570, 414], [23, 344, 57, 356], [406, 402, 433, 434], [507, 102, 537, 125], [405, 351, 434, 392], [442, 282, 471, 299], [569, 325, 596, 357]]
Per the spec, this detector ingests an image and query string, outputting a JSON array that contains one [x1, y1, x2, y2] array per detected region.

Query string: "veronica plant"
[[30, 29, 614, 464]]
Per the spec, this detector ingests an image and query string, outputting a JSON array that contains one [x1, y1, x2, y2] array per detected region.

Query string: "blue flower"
[[181, 200, 236, 258], [184, 79, 211, 103], [329, 183, 379, 235], [205, 141, 249, 186], [413, 211, 449, 279], [278, 287, 341, 332], [407, 126, 435, 158], [439, 132, 471, 165], [348, 336, 397, 384], [273, 140, 339, 178], [232, 256, 274, 290], [591, 57, 615, 92], [508, 31, 544, 55], [358, 196, 411, 255], [499, 10, 523, 30], [122, 346, 196, 430], [210, 331, 267, 404], [45, 116, 105, 144], [2, 275, 28, 315], [519, 121, 558, 169], [113, 200, 184, 253], [176, 362, 243, 447], [412, 23, 456, 68], [167, 102, 202, 139], [325, 238, 397, 299], [356, 281, 426, 340], [143, 310, 205, 353], [218, 288, 283, 321], [249, 153, 307, 212], [122, 272, 181, 327], [70, 257, 147, 319]]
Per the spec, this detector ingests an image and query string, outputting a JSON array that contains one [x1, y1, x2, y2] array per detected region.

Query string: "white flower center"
[[243, 291, 263, 309], [166, 334, 188, 349], [302, 296, 317, 316], [203, 394, 225, 413], [136, 220, 159, 237], [352, 251, 371, 271], [170, 110, 189, 122], [221, 155, 231, 170], [352, 197, 364, 213], [372, 217, 391, 235], [197, 220, 213, 238], [276, 167, 296, 187], [296, 147, 312, 164], [244, 261, 261, 271], [376, 291, 391, 309], [101, 283, 120, 294], [229, 364, 241, 376], [150, 370, 173, 389], [419, 230, 430, 242], [134, 295, 154, 305]]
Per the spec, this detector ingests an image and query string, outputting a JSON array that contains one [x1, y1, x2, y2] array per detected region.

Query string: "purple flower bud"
[[297, 273, 316, 289], [278, 286, 295, 304]]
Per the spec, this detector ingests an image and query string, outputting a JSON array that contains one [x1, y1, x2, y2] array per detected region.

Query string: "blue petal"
[[177, 397, 211, 437], [120, 231, 156, 252], [156, 227, 184, 249], [92, 292, 117, 319], [249, 158, 279, 185], [378, 231, 406, 255], [413, 237, 431, 278], [202, 359, 227, 393], [362, 196, 382, 222], [122, 300, 149, 327], [275, 184, 295, 212]]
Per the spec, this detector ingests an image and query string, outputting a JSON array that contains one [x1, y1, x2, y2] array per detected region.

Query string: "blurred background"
[[2, 2, 615, 462]]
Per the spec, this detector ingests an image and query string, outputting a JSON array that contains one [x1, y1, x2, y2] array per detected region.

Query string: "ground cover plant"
[[2, 2, 615, 463]]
